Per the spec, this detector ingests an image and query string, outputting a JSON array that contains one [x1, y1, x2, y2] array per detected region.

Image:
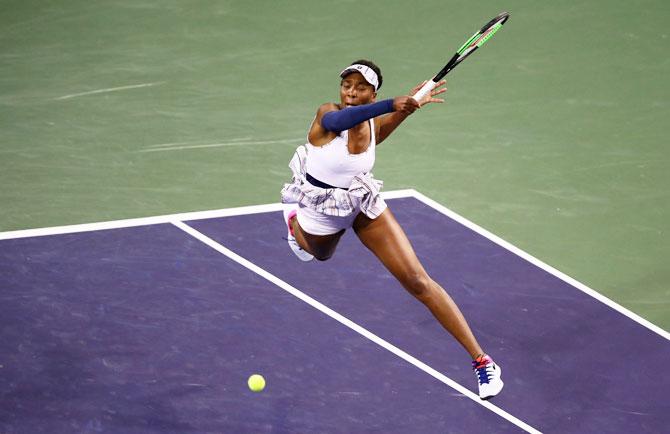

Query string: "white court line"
[[0, 190, 415, 241], [145, 137, 253, 148], [138, 138, 304, 153], [54, 82, 166, 100], [0, 203, 284, 240], [1, 188, 667, 341], [171, 219, 542, 434]]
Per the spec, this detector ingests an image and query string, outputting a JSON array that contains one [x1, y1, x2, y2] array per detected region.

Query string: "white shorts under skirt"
[[296, 203, 361, 236], [281, 145, 388, 236]]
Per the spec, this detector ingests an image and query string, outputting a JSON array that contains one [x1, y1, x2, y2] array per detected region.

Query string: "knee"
[[314, 252, 333, 261], [401, 272, 433, 300], [310, 246, 335, 261]]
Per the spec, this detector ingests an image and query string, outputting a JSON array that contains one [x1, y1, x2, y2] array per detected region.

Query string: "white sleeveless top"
[[304, 118, 376, 189]]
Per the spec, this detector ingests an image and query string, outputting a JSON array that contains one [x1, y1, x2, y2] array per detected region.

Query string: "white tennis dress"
[[281, 118, 387, 235], [305, 119, 377, 189]]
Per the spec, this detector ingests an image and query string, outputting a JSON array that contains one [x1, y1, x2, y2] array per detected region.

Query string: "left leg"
[[353, 208, 484, 359]]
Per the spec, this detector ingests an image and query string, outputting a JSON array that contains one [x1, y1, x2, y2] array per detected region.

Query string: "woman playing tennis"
[[281, 59, 503, 399]]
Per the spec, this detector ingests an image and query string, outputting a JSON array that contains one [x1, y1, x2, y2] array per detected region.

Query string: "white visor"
[[340, 64, 379, 91]]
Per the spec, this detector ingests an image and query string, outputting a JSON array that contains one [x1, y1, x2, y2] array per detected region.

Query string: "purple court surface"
[[1, 192, 668, 433]]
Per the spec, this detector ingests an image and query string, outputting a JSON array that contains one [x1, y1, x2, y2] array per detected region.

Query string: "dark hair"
[[343, 59, 383, 91]]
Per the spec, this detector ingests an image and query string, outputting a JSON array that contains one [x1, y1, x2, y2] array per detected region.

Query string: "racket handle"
[[412, 79, 437, 102]]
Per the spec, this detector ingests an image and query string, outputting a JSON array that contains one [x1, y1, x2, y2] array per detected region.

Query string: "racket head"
[[433, 11, 510, 81], [456, 11, 510, 56]]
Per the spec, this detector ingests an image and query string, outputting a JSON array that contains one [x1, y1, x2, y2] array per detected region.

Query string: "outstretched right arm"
[[308, 98, 420, 146]]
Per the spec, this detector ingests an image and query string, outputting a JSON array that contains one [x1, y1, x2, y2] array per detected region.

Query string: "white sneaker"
[[283, 208, 314, 262], [472, 355, 504, 400]]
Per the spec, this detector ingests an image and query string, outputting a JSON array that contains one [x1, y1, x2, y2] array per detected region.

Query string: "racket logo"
[[473, 23, 503, 48], [412, 12, 509, 102]]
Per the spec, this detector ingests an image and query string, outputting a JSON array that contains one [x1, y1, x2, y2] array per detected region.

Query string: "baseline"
[[0, 190, 415, 241]]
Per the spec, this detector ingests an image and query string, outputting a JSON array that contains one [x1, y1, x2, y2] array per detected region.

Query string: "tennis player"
[[281, 60, 503, 399]]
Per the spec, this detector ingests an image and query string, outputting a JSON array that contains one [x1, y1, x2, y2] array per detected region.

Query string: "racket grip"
[[412, 80, 437, 102]]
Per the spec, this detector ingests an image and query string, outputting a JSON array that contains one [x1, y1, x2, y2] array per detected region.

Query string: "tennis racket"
[[413, 11, 510, 101]]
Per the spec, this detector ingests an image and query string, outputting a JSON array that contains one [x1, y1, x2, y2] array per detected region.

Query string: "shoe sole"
[[480, 379, 504, 400]]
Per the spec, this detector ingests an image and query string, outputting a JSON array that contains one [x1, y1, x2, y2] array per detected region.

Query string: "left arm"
[[376, 80, 447, 145]]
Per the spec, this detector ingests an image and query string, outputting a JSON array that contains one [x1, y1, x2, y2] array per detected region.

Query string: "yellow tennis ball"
[[248, 374, 266, 392]]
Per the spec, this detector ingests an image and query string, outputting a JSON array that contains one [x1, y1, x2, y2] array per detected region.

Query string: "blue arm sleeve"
[[321, 99, 394, 133]]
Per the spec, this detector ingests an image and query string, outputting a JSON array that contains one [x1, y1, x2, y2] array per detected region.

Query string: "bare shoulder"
[[316, 102, 340, 116], [308, 103, 340, 146]]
